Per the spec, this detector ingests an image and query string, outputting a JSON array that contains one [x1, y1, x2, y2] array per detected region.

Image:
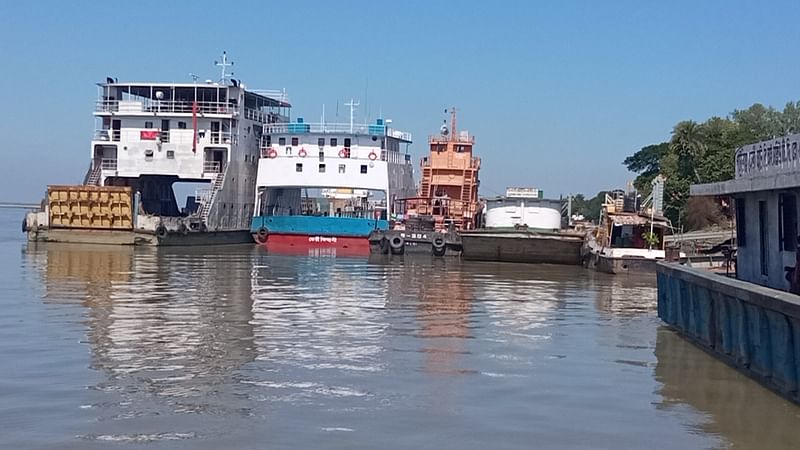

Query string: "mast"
[[345, 98, 360, 133], [450, 107, 457, 142]]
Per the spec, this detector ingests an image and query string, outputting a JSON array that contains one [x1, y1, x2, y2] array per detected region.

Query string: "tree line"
[[571, 101, 800, 231]]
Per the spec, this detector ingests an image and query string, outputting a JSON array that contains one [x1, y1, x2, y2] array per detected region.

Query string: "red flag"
[[140, 130, 159, 140], [192, 101, 198, 153]]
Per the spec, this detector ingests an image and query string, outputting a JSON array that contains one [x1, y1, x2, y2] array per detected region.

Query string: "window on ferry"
[[759, 200, 768, 276], [318, 138, 325, 147], [331, 138, 338, 147], [344, 138, 351, 148], [178, 121, 187, 129], [319, 164, 326, 173], [291, 137, 299, 146], [145, 121, 153, 129], [319, 151, 325, 162], [360, 165, 368, 174], [279, 137, 286, 146], [296, 163, 303, 172], [736, 198, 746, 247], [339, 164, 346, 174], [265, 135, 272, 146], [166, 150, 175, 159], [779, 193, 797, 251]]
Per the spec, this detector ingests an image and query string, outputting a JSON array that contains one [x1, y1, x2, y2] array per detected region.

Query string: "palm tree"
[[669, 120, 706, 183]]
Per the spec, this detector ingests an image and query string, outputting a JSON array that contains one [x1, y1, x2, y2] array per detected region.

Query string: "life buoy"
[[155, 225, 168, 239], [389, 235, 404, 255], [267, 148, 278, 159], [255, 226, 269, 244], [298, 148, 307, 157], [368, 151, 378, 161], [338, 148, 347, 158]]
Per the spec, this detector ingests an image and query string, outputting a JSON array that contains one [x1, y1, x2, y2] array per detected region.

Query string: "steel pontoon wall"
[[657, 262, 800, 404]]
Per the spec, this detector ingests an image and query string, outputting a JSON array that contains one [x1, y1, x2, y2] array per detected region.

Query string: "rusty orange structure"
[[402, 108, 481, 230]]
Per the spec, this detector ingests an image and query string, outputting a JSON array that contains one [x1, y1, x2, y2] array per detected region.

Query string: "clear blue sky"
[[2, 0, 799, 201]]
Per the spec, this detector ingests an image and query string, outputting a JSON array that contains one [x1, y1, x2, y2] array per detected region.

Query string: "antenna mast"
[[214, 51, 234, 83], [450, 107, 457, 141], [345, 98, 360, 133]]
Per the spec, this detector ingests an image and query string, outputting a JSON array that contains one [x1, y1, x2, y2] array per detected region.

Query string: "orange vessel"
[[401, 108, 481, 230]]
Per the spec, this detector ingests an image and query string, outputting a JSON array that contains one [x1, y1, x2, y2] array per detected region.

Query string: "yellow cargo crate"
[[47, 185, 133, 230]]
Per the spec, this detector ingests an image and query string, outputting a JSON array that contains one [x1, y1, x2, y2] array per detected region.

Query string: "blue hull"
[[250, 215, 388, 237]]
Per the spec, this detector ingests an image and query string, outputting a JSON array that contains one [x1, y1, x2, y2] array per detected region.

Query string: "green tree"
[[669, 120, 706, 183]]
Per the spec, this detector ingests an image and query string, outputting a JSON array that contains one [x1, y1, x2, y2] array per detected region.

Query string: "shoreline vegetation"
[[571, 101, 800, 231]]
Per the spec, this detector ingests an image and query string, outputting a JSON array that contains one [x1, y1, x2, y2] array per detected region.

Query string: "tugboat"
[[368, 108, 480, 256], [250, 100, 416, 256], [583, 177, 673, 274], [24, 53, 291, 245]]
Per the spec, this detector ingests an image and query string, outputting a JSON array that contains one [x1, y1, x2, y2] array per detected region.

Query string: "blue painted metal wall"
[[251, 215, 388, 237], [657, 262, 800, 404]]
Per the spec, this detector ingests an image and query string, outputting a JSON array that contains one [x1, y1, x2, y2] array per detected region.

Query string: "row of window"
[[142, 120, 190, 130], [265, 136, 390, 148], [296, 163, 369, 174]]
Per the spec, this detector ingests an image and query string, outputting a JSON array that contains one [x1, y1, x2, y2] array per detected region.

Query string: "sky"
[[1, 0, 799, 202]]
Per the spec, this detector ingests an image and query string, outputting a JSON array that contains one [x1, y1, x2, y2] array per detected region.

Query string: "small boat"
[[583, 182, 672, 274]]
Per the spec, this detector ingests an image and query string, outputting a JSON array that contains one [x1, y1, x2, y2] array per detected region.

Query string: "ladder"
[[198, 170, 226, 223], [84, 164, 102, 186]]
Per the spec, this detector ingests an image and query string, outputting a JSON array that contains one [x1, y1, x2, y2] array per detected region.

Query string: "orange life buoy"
[[267, 148, 278, 159], [298, 148, 307, 157], [368, 151, 377, 161]]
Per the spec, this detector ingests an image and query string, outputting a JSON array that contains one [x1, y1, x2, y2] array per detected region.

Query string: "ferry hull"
[[460, 231, 583, 265], [255, 233, 371, 257], [27, 228, 252, 246]]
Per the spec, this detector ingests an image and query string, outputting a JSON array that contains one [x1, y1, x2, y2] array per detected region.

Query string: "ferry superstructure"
[[25, 54, 292, 245], [250, 108, 415, 255]]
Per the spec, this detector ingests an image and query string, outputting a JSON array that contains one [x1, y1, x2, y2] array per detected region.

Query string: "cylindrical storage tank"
[[485, 203, 562, 230]]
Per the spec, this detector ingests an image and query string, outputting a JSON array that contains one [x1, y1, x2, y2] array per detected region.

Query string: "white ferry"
[[250, 103, 416, 255], [24, 53, 291, 245]]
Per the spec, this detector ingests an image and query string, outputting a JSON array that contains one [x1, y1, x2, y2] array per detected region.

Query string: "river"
[[1, 209, 799, 449]]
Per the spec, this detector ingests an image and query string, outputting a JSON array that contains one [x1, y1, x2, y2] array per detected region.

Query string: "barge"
[[460, 188, 584, 265], [25, 53, 291, 245]]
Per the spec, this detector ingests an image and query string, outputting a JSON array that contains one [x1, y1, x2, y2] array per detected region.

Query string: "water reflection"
[[655, 327, 800, 448], [594, 273, 658, 317], [27, 242, 258, 436]]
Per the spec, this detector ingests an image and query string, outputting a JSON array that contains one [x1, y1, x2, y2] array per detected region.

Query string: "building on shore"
[[658, 133, 800, 405]]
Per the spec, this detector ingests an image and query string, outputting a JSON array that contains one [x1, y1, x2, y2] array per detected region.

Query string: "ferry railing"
[[93, 129, 121, 142], [428, 134, 475, 144], [263, 122, 398, 136], [203, 161, 221, 173], [195, 188, 212, 203], [95, 100, 237, 115], [209, 131, 236, 145], [100, 158, 118, 170]]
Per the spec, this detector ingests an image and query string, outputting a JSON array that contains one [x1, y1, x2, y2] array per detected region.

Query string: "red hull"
[[256, 233, 371, 257]]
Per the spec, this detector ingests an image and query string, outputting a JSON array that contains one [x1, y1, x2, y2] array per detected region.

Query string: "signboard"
[[140, 130, 159, 140], [505, 187, 542, 199], [735, 133, 800, 179]]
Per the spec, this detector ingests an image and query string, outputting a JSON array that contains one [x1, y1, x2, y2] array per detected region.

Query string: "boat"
[[583, 178, 672, 274], [460, 188, 585, 265], [250, 101, 416, 256], [24, 53, 291, 245], [368, 108, 479, 256]]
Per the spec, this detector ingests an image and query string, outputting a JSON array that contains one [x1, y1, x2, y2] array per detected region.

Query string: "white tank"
[[484, 199, 562, 230]]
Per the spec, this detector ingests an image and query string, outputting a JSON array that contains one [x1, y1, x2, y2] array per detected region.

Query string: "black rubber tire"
[[432, 233, 446, 256], [155, 225, 168, 239], [389, 235, 404, 255], [255, 227, 269, 243], [21, 217, 27, 233], [179, 223, 189, 235]]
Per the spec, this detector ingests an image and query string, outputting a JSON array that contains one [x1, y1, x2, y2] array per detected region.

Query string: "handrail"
[[100, 158, 117, 170], [203, 161, 221, 173]]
